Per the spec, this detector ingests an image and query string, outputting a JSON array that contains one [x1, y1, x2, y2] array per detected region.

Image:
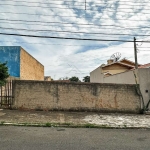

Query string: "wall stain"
[[114, 94, 119, 108]]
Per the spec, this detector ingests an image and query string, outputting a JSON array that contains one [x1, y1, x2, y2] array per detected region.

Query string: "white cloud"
[[0, 0, 150, 80]]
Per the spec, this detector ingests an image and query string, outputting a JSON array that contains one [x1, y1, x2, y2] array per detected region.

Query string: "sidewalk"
[[0, 109, 150, 128]]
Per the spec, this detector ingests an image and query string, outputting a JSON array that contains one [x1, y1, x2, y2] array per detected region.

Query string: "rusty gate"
[[0, 80, 13, 109]]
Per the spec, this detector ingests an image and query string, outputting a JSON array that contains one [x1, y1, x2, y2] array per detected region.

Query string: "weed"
[[124, 124, 127, 128], [62, 123, 72, 126], [84, 123, 95, 128], [45, 122, 51, 127], [0, 121, 5, 125]]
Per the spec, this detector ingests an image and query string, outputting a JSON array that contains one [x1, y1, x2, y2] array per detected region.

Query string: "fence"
[[0, 80, 13, 108]]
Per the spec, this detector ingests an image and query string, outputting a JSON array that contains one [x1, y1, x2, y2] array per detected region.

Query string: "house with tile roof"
[[90, 58, 150, 111], [90, 58, 142, 83]]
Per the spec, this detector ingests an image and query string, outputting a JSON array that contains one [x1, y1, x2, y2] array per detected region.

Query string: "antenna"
[[110, 52, 121, 62]]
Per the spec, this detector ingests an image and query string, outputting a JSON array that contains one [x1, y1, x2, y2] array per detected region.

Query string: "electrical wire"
[[64, 0, 150, 4], [0, 26, 149, 37], [0, 21, 142, 31], [2, 0, 150, 4], [0, 40, 109, 47], [0, 40, 139, 48], [1, 3, 150, 14], [0, 18, 129, 29], [1, 18, 150, 30], [0, 32, 150, 43], [0, 3, 86, 9], [2, 0, 150, 6], [1, 21, 150, 31], [1, 1, 84, 7], [0, 12, 150, 22]]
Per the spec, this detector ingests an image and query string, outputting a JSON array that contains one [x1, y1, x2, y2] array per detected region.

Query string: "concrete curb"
[[0, 122, 150, 129]]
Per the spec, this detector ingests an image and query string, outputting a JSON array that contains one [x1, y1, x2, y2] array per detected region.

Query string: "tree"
[[0, 62, 9, 86], [69, 76, 80, 82], [83, 76, 90, 82]]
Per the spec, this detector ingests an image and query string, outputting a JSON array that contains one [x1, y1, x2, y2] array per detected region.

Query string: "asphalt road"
[[0, 126, 150, 150]]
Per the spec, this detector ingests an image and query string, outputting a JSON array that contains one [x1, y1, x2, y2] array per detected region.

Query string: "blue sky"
[[0, 0, 150, 80]]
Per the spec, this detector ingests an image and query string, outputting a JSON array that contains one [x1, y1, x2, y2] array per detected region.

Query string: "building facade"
[[90, 58, 140, 83], [0, 46, 44, 80]]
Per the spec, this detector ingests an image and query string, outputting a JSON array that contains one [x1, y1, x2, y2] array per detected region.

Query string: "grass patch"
[[61, 122, 72, 126], [0, 121, 5, 125], [84, 123, 96, 128], [124, 124, 127, 128], [45, 122, 52, 127], [0, 122, 136, 129]]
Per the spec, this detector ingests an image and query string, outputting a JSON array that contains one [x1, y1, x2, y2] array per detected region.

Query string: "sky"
[[0, 0, 150, 80]]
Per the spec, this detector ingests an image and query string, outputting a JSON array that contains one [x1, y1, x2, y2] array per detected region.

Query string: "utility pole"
[[134, 37, 138, 69], [85, 0, 86, 10]]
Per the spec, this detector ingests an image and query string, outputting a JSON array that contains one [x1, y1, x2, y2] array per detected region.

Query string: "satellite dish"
[[110, 52, 121, 62]]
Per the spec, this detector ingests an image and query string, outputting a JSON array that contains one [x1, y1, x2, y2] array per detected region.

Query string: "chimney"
[[107, 59, 114, 64]]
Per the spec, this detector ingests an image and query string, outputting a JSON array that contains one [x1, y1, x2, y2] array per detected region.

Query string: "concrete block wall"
[[20, 48, 44, 80], [12, 80, 141, 113]]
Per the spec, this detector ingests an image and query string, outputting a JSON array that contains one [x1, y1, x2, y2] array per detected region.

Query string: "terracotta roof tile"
[[138, 63, 150, 68]]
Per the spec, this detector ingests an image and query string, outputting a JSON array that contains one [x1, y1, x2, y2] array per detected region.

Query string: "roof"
[[104, 72, 112, 75], [101, 58, 143, 69], [120, 58, 142, 65], [130, 63, 150, 71], [138, 63, 150, 68], [102, 61, 135, 69], [90, 58, 143, 74], [104, 72, 112, 77]]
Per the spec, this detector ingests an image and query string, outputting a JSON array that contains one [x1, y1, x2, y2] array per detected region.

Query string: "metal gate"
[[0, 80, 13, 109]]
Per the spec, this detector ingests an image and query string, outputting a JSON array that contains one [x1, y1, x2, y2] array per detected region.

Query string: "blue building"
[[0, 46, 44, 80]]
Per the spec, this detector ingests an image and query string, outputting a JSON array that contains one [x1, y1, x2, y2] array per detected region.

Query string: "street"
[[0, 126, 150, 150]]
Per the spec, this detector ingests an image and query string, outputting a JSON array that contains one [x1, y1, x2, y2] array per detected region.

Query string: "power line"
[[0, 31, 129, 39], [2, 0, 150, 7], [1, 18, 150, 30], [2, 0, 80, 3], [1, 22, 137, 33], [0, 26, 149, 37], [0, 21, 141, 30], [0, 40, 109, 47], [3, 0, 150, 4], [0, 18, 128, 29], [5, 40, 148, 50], [1, 21, 150, 31], [0, 32, 150, 43], [2, 0, 150, 6], [0, 12, 150, 22], [0, 32, 131, 42], [0, 3, 149, 12], [1, 0, 84, 7], [0, 3, 85, 9], [0, 40, 143, 48], [1, 3, 150, 14], [88, 0, 148, 4]]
